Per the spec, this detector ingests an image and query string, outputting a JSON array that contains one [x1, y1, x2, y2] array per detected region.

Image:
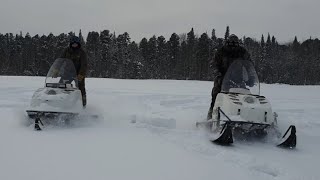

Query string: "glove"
[[214, 75, 223, 87], [77, 74, 85, 81], [213, 70, 222, 79]]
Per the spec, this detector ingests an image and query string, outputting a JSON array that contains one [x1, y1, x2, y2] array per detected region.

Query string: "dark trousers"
[[79, 78, 87, 106], [208, 78, 222, 119]]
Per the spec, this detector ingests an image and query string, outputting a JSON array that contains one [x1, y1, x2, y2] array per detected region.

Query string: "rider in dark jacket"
[[61, 36, 88, 107], [207, 34, 251, 120]]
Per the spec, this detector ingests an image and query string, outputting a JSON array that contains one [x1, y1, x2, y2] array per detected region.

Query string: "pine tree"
[[100, 30, 113, 77], [167, 33, 180, 79], [180, 41, 188, 79], [20, 33, 32, 75], [156, 36, 167, 79], [86, 31, 101, 77], [261, 34, 265, 47], [272, 36, 276, 46], [270, 35, 282, 83], [79, 30, 85, 48], [264, 33, 273, 83], [211, 29, 217, 42], [0, 34, 11, 74], [38, 34, 50, 75], [258, 34, 267, 82], [115, 32, 131, 78], [47, 33, 57, 64], [196, 33, 210, 80], [186, 28, 197, 79], [128, 41, 143, 79], [147, 36, 158, 79], [139, 38, 149, 78], [292, 36, 299, 50], [209, 29, 218, 78], [0, 34, 6, 74], [15, 33, 24, 74], [224, 26, 230, 40]]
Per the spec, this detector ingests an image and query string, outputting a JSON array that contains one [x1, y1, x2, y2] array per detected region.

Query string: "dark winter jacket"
[[61, 47, 88, 76], [213, 45, 251, 82]]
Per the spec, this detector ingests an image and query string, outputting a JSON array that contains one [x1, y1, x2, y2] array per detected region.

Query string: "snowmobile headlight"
[[58, 84, 67, 88], [46, 83, 54, 88], [244, 96, 255, 104], [66, 84, 73, 88]]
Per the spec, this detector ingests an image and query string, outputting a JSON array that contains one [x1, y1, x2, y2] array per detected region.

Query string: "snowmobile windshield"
[[221, 60, 260, 95], [45, 58, 78, 88]]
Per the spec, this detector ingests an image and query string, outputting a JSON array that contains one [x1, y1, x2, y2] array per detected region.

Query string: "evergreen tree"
[[100, 30, 113, 77], [21, 33, 33, 75], [211, 29, 217, 42], [86, 31, 101, 77], [139, 38, 149, 78], [15, 33, 24, 74], [196, 33, 210, 80], [180, 41, 188, 79], [79, 30, 85, 47], [128, 41, 143, 79], [167, 33, 180, 79], [147, 36, 158, 79], [186, 28, 197, 79], [258, 34, 267, 81], [224, 26, 230, 40], [156, 36, 167, 79], [272, 36, 276, 46], [209, 29, 218, 79], [264, 33, 273, 83], [115, 32, 131, 78], [0, 34, 10, 74]]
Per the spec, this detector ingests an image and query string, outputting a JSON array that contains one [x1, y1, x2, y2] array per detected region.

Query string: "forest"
[[0, 26, 319, 85]]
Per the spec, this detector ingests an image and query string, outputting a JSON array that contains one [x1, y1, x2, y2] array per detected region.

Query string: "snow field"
[[0, 76, 319, 180]]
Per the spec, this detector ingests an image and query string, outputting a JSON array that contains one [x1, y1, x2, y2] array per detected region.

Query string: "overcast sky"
[[0, 0, 318, 43]]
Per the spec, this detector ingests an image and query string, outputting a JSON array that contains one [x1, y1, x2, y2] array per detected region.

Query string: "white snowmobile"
[[26, 58, 83, 130], [197, 60, 296, 148]]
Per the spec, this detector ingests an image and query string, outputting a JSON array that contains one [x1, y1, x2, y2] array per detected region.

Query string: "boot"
[[82, 95, 87, 108]]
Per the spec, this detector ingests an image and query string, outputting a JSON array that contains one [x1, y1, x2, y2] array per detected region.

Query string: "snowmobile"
[[197, 60, 296, 148], [26, 58, 83, 130]]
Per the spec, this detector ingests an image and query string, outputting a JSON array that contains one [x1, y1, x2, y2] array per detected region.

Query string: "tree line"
[[0, 27, 319, 85]]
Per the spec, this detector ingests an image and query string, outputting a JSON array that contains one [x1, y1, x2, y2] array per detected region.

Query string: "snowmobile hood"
[[27, 87, 83, 114]]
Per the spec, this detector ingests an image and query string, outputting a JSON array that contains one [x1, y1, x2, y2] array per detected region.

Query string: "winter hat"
[[226, 34, 239, 46], [70, 36, 81, 48]]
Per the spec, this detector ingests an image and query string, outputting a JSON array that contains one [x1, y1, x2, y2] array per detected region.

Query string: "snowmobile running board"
[[211, 108, 297, 148]]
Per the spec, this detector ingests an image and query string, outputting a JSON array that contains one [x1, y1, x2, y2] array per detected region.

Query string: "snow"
[[0, 76, 319, 180]]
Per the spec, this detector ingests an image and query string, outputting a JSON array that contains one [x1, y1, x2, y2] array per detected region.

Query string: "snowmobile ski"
[[34, 117, 44, 131], [277, 125, 296, 148], [211, 122, 233, 145]]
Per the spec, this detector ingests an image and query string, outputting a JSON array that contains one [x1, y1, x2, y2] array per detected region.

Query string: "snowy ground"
[[0, 76, 319, 180]]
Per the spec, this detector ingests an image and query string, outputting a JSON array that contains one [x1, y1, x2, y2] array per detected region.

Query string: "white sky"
[[0, 0, 318, 43]]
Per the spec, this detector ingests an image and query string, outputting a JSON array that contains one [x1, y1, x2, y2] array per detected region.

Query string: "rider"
[[207, 34, 252, 120], [61, 36, 88, 107]]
